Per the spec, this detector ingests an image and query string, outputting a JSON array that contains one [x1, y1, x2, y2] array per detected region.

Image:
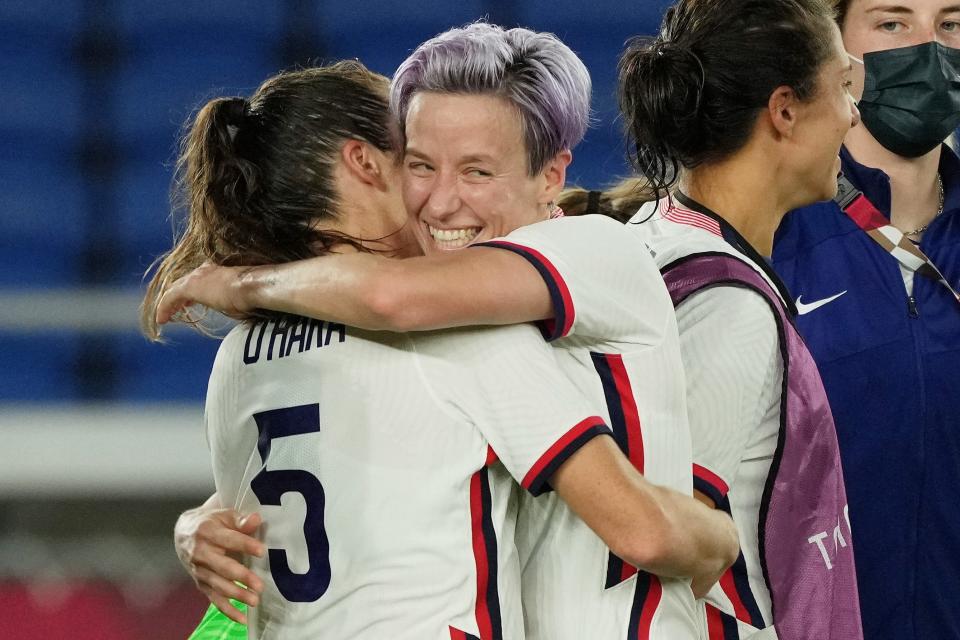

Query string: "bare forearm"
[[237, 254, 398, 329], [237, 249, 553, 331], [553, 437, 737, 584]]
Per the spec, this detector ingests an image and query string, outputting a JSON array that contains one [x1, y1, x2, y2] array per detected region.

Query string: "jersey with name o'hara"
[[204, 317, 609, 640], [629, 199, 787, 639], [479, 215, 697, 640]]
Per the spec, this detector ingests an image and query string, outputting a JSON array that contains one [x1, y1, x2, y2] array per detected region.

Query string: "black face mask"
[[857, 41, 960, 158]]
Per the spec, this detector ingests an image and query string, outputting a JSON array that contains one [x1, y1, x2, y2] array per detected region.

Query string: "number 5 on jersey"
[[252, 404, 331, 602]]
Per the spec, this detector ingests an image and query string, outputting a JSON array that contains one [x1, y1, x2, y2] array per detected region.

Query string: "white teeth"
[[427, 225, 481, 249]]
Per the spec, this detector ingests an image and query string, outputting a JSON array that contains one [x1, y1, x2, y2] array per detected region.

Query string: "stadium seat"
[[0, 0, 84, 42], [114, 329, 223, 402], [114, 42, 277, 146], [0, 47, 84, 143], [319, 1, 486, 76], [0, 156, 87, 287], [113, 148, 180, 285], [0, 333, 83, 401]]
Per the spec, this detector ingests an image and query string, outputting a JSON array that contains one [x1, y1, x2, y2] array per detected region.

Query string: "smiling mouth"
[[427, 225, 482, 250]]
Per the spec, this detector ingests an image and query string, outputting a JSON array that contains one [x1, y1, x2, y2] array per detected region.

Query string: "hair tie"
[[224, 97, 249, 143], [585, 190, 602, 215]]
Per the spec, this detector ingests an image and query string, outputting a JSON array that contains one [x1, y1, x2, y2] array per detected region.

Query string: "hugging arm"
[[174, 495, 266, 623], [155, 247, 552, 331], [427, 324, 739, 598], [156, 216, 648, 343], [552, 437, 739, 597]]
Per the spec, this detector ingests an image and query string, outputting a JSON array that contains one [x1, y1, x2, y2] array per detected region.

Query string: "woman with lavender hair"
[[162, 22, 738, 640]]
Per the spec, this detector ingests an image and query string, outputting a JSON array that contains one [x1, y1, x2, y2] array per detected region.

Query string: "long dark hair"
[[142, 61, 396, 339], [618, 0, 837, 199]]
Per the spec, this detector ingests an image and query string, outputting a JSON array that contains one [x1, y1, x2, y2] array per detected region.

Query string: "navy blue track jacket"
[[772, 145, 960, 640]]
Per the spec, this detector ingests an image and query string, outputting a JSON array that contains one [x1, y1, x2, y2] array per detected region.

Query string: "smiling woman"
[[402, 92, 567, 251]]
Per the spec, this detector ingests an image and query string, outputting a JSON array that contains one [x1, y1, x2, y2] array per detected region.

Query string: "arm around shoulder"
[[235, 247, 554, 331], [551, 436, 739, 595]]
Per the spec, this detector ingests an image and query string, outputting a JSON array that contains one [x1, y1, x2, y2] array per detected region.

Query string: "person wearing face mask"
[[771, 1, 960, 639]]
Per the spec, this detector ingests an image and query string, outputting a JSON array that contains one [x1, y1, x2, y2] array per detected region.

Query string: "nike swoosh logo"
[[796, 291, 847, 315]]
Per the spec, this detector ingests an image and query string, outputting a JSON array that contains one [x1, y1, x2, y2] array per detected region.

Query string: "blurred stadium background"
[[0, 1, 669, 637]]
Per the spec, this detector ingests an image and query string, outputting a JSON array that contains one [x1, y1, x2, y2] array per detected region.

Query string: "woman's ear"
[[341, 139, 387, 188], [539, 149, 573, 203], [767, 85, 799, 138]]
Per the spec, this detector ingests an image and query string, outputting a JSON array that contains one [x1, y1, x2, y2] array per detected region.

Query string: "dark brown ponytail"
[[142, 61, 396, 340]]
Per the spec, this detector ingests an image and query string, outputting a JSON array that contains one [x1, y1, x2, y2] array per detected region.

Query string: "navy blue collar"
[[840, 144, 960, 221], [674, 191, 798, 315]]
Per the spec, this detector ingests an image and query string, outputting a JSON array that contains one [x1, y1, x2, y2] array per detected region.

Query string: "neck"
[[845, 125, 941, 231], [680, 160, 786, 257]]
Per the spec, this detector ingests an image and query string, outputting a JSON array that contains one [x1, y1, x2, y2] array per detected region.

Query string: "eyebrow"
[[459, 154, 497, 165], [404, 148, 498, 165], [865, 4, 960, 14], [404, 147, 431, 160], [865, 5, 912, 14]]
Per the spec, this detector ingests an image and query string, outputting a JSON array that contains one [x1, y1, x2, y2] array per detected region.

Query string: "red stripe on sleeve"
[[521, 416, 608, 490], [485, 240, 576, 338], [693, 463, 729, 497]]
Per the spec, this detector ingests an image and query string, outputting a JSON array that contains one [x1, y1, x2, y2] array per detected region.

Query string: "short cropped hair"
[[390, 22, 591, 175]]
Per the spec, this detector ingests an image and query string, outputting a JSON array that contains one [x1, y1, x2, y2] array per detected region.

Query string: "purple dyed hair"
[[390, 22, 591, 175]]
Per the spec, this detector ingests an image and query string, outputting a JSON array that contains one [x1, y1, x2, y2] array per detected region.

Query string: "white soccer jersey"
[[480, 215, 698, 640], [628, 199, 783, 640], [204, 318, 610, 640]]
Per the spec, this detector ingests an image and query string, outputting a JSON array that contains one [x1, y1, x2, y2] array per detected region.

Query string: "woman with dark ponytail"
[[142, 63, 403, 338], [617, 1, 864, 638]]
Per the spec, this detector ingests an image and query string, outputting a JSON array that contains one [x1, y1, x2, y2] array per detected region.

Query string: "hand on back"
[[175, 501, 266, 624]]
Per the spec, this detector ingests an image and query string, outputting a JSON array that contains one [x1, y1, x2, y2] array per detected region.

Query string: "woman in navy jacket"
[[772, 1, 960, 639]]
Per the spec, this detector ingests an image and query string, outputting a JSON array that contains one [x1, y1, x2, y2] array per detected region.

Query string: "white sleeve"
[[676, 286, 782, 504], [413, 323, 613, 496], [478, 215, 673, 348]]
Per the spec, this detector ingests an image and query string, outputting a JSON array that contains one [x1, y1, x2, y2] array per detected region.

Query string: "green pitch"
[[188, 602, 248, 640]]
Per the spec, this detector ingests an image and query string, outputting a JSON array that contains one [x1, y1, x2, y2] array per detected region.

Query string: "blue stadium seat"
[[0, 156, 87, 287], [0, 332, 82, 401], [114, 146, 179, 271], [114, 0, 284, 39], [569, 125, 631, 190], [114, 40, 278, 145], [320, 1, 486, 76], [0, 48, 84, 143], [319, 0, 484, 32], [514, 1, 669, 33], [0, 0, 84, 42], [115, 329, 222, 402]]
